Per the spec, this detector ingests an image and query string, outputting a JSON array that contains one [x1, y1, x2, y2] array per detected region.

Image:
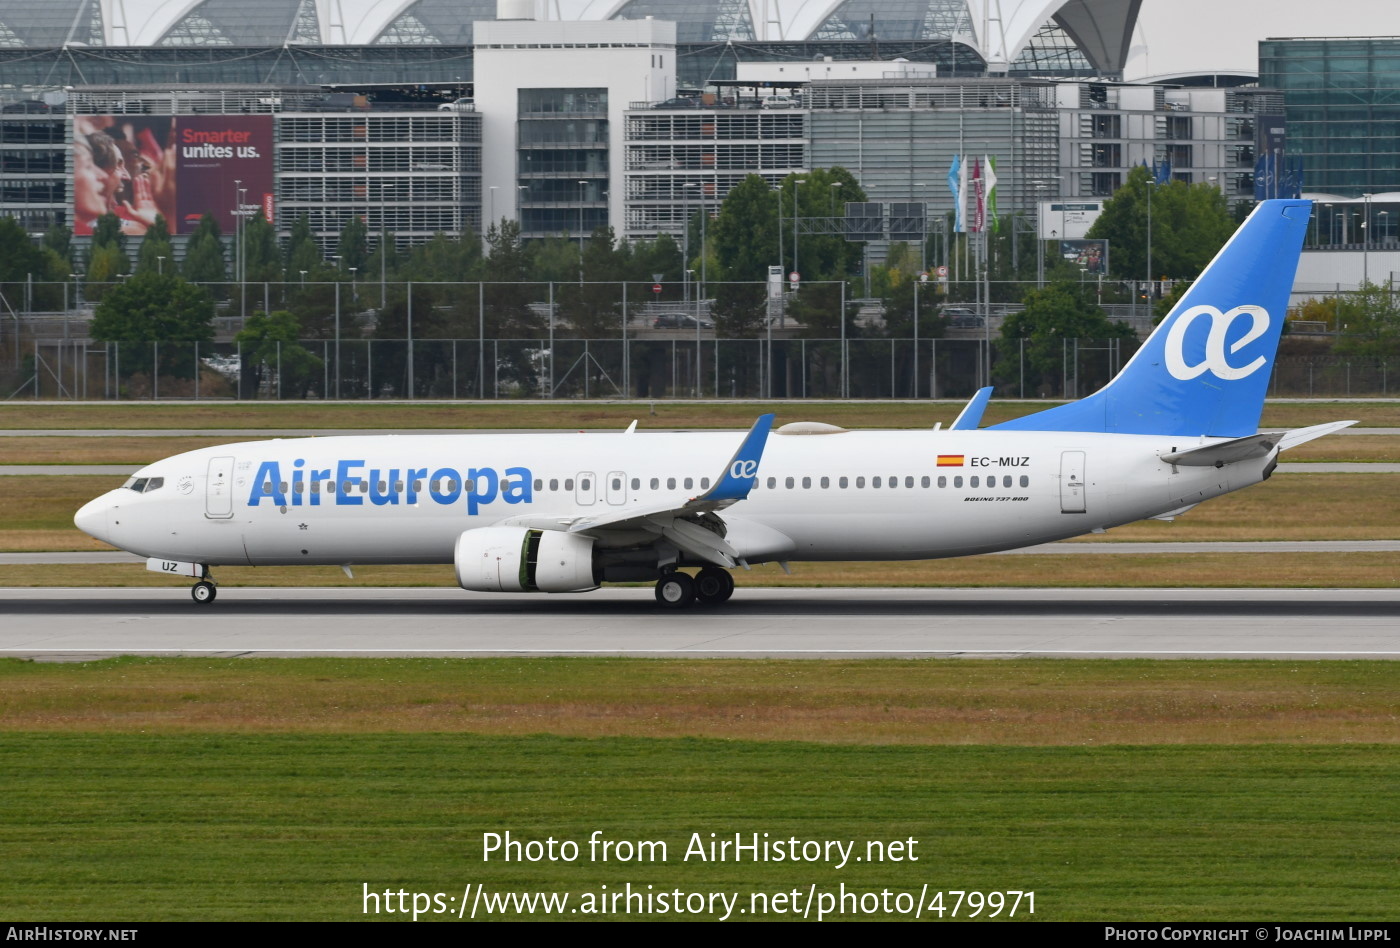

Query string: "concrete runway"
[[1, 586, 1397, 660]]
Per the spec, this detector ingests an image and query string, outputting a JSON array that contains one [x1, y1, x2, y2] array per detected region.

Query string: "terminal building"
[[0, 0, 1338, 262]]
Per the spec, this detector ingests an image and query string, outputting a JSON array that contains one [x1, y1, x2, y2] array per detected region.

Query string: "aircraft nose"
[[74, 494, 112, 543]]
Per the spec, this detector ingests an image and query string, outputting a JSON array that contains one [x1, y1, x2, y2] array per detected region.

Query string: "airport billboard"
[[73, 114, 274, 237]]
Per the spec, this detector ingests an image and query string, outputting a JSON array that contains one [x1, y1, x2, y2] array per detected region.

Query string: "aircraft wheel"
[[694, 567, 734, 605], [191, 580, 217, 604], [654, 572, 696, 608]]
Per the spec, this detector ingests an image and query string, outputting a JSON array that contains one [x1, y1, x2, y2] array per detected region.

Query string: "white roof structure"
[[1, 0, 1142, 73]]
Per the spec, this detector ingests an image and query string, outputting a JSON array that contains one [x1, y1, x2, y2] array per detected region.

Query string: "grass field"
[[0, 658, 1397, 921], [1, 398, 1397, 432]]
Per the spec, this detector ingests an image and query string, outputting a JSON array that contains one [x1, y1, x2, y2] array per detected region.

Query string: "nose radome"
[[74, 496, 110, 543]]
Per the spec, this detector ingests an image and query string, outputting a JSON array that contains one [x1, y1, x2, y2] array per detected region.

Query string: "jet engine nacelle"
[[454, 526, 598, 593]]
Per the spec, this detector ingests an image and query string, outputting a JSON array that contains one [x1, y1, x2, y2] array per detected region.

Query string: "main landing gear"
[[654, 567, 734, 608], [191, 568, 217, 604]]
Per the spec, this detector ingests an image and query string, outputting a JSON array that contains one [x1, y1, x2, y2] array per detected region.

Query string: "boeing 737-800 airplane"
[[75, 199, 1351, 607]]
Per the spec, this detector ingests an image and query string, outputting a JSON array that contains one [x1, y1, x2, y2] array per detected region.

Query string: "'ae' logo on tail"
[[1164, 305, 1271, 381]]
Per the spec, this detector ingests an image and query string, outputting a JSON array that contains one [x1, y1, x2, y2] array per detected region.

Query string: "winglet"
[[950, 387, 993, 430], [696, 413, 774, 504]]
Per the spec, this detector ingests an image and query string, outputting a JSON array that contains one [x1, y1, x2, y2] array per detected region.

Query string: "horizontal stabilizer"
[[1161, 433, 1280, 467], [1276, 420, 1357, 452], [950, 387, 993, 430]]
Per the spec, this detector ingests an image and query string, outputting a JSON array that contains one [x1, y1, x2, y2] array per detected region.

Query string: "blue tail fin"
[[991, 199, 1311, 438]]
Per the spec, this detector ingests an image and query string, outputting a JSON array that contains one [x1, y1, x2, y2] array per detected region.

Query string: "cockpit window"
[[128, 477, 149, 493], [143, 477, 164, 493]]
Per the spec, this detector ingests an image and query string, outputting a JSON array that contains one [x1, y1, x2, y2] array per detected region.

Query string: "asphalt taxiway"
[[1, 586, 1397, 660]]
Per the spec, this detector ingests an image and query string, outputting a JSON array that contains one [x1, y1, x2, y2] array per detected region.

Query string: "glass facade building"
[[1260, 36, 1400, 197]]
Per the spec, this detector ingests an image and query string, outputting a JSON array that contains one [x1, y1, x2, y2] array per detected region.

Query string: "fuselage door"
[[606, 471, 627, 506], [576, 471, 596, 506], [1060, 450, 1086, 514], [206, 456, 235, 519]]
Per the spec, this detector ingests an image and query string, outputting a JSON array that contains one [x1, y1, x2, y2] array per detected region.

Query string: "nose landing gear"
[[654, 567, 734, 608], [191, 568, 217, 604]]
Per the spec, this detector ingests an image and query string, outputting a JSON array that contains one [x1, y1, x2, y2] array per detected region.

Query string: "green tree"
[[284, 214, 322, 279], [336, 214, 370, 274], [234, 309, 324, 398], [995, 281, 1135, 397], [241, 212, 282, 283], [84, 212, 130, 301], [1086, 166, 1235, 282], [182, 214, 227, 292], [134, 214, 175, 275], [90, 272, 215, 379], [557, 227, 628, 338], [1333, 282, 1400, 362]]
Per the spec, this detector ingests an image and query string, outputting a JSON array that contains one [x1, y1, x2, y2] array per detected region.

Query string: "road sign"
[[789, 271, 800, 283], [652, 283, 662, 294], [936, 265, 948, 278]]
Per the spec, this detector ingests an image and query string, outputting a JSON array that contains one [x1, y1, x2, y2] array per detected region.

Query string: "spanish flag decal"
[[936, 455, 965, 467]]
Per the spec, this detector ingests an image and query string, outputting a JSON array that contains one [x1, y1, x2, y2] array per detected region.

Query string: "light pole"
[[1362, 192, 1373, 285], [157, 255, 165, 276], [792, 178, 806, 287], [237, 183, 247, 323], [687, 268, 699, 395], [578, 179, 589, 283], [488, 186, 497, 229], [299, 269, 307, 288], [348, 266, 358, 303], [1144, 178, 1155, 310]]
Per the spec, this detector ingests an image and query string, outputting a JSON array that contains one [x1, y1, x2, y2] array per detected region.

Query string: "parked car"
[[2, 99, 52, 113], [653, 313, 714, 330], [761, 95, 798, 109], [652, 97, 702, 110], [437, 97, 474, 111]]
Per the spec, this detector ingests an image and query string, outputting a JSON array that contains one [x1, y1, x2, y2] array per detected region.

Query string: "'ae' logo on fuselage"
[[1163, 304, 1271, 381]]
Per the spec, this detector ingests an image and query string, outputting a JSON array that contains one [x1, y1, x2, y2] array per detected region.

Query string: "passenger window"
[[412, 480, 422, 493], [464, 480, 475, 492], [683, 477, 693, 490], [802, 477, 811, 489], [1003, 475, 1012, 488], [701, 477, 710, 489], [987, 478, 995, 489], [395, 480, 404, 492], [954, 476, 963, 488], [970, 476, 979, 488], [631, 478, 640, 490], [873, 477, 882, 488], [667, 477, 676, 489], [650, 477, 659, 490], [839, 476, 848, 488], [785, 477, 795, 489], [766, 477, 776, 489], [921, 476, 930, 488], [550, 479, 559, 491], [342, 481, 353, 494], [937, 476, 946, 488], [611, 478, 621, 490], [820, 476, 829, 489], [1020, 475, 1029, 488], [856, 476, 865, 488], [294, 482, 304, 494], [889, 476, 897, 488], [581, 478, 591, 491], [905, 476, 914, 488], [377, 480, 386, 493], [311, 482, 321, 494], [534, 478, 543, 491], [565, 478, 575, 491]]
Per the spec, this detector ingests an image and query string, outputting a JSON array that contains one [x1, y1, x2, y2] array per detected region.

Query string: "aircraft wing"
[[556, 414, 775, 567]]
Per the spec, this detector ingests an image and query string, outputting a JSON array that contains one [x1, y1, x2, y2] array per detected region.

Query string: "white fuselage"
[[76, 428, 1266, 568]]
